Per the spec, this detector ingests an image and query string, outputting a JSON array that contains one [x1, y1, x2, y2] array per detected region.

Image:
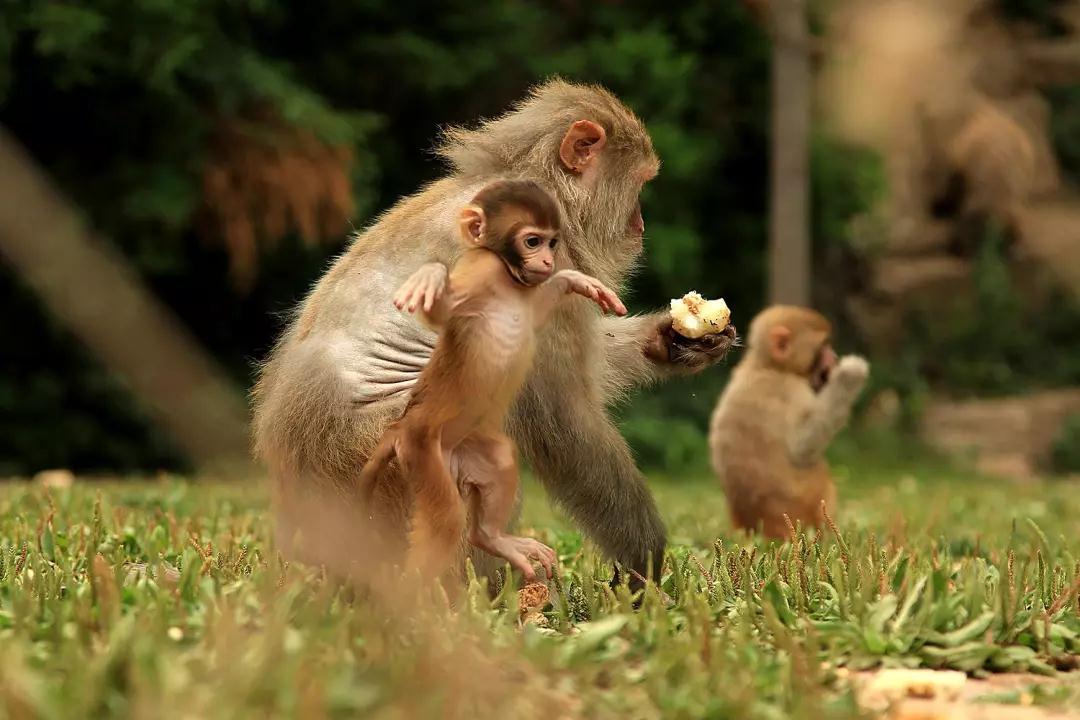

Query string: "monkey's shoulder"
[[714, 369, 814, 422]]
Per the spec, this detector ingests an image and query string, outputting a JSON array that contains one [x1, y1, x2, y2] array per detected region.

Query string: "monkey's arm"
[[597, 312, 738, 398], [533, 269, 626, 327], [510, 380, 667, 589], [787, 356, 869, 467], [394, 262, 451, 330]]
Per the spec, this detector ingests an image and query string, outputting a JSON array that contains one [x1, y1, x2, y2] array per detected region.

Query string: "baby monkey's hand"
[[553, 270, 627, 315], [394, 262, 448, 313], [832, 354, 870, 391]]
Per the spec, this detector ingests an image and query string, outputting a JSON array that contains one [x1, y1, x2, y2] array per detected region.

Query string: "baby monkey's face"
[[461, 179, 565, 287], [506, 224, 559, 286]]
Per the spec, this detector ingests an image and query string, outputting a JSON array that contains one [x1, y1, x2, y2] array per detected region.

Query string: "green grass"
[[1, 447, 1079, 719]]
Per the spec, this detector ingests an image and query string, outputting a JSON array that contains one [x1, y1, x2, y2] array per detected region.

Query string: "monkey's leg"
[[458, 431, 556, 583], [358, 427, 400, 507], [399, 426, 467, 584], [510, 391, 667, 591]]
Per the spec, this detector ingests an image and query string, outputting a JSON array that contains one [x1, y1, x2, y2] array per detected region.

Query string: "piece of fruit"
[[670, 291, 731, 339]]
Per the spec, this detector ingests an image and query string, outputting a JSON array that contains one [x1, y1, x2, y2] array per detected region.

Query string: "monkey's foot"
[[475, 535, 557, 582]]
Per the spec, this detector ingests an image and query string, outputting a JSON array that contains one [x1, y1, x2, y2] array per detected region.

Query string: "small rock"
[[863, 669, 967, 704], [518, 582, 550, 616]]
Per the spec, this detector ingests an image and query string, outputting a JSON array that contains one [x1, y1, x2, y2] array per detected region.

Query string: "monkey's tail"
[[403, 430, 466, 584]]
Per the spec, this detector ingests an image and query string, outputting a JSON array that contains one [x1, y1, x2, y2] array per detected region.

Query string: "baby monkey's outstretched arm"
[[534, 269, 627, 327], [396, 263, 625, 331]]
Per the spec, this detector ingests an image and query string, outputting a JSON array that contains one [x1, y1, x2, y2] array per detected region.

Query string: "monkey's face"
[[458, 181, 563, 286], [504, 225, 559, 286], [583, 157, 657, 256], [551, 118, 659, 264], [808, 341, 838, 392], [758, 308, 836, 390]]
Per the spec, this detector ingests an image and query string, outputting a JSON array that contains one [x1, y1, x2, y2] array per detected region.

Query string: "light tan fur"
[[923, 95, 1037, 248], [251, 79, 736, 589], [709, 306, 868, 538]]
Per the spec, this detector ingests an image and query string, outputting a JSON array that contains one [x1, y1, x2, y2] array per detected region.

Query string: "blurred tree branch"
[[0, 127, 252, 475]]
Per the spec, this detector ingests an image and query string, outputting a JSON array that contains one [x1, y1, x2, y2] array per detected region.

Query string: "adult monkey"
[[252, 79, 736, 589]]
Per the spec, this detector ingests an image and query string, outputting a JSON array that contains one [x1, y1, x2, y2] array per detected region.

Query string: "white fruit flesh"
[[670, 291, 730, 339]]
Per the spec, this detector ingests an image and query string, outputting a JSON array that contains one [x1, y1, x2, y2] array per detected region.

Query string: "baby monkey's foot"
[[480, 535, 557, 582]]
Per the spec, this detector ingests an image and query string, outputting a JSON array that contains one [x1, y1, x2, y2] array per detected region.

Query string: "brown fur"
[[358, 181, 622, 589], [925, 96, 1037, 250], [251, 79, 736, 589], [709, 306, 868, 539]]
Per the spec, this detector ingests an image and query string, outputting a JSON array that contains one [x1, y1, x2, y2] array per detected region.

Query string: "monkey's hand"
[[831, 355, 870, 394], [553, 270, 628, 315], [393, 262, 448, 314], [478, 535, 557, 582], [645, 315, 738, 372], [789, 354, 869, 465]]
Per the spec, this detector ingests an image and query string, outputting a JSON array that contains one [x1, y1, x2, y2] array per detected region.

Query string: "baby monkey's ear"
[[768, 325, 793, 365], [458, 204, 486, 246]]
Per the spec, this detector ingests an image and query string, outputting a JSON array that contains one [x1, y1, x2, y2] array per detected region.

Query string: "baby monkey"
[[360, 179, 627, 587]]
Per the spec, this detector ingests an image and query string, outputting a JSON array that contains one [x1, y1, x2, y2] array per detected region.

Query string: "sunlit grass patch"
[[0, 462, 1077, 719]]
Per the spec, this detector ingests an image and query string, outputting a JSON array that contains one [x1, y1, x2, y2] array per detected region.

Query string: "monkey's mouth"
[[629, 202, 644, 236], [811, 365, 831, 393]]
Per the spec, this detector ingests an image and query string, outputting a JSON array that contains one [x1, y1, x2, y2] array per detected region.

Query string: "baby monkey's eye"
[[524, 235, 542, 249], [549, 237, 559, 249]]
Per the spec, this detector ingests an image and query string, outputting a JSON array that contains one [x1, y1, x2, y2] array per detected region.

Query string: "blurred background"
[[1, 0, 1079, 481]]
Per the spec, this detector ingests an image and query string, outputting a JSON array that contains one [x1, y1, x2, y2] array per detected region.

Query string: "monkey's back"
[[709, 365, 833, 533]]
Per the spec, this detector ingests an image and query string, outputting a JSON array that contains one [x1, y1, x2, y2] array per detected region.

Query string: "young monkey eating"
[[360, 179, 627, 588]]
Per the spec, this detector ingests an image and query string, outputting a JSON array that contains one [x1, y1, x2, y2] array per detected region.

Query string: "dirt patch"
[[853, 669, 1080, 719]]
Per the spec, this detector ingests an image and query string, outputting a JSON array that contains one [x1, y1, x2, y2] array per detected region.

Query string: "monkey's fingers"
[[405, 284, 428, 313], [421, 279, 441, 313], [598, 287, 627, 316], [517, 540, 557, 579], [537, 546, 557, 578], [512, 554, 539, 582], [394, 280, 423, 312]]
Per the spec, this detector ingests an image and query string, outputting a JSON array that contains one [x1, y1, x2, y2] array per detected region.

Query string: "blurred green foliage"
[[1051, 413, 1080, 474], [906, 227, 1080, 397], [0, 0, 1076, 474], [1048, 85, 1080, 185], [0, 0, 779, 474], [998, 0, 1071, 33]]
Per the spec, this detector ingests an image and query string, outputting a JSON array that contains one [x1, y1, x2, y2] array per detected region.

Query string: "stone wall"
[[920, 389, 1080, 480]]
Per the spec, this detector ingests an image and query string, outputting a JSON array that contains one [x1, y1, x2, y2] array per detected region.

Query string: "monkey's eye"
[[524, 235, 542, 249], [549, 237, 559, 249]]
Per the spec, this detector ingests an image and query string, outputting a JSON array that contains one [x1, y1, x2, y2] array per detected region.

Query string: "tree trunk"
[[768, 0, 812, 307]]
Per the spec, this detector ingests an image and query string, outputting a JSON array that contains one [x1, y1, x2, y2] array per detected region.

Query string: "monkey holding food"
[[253, 80, 737, 592], [708, 306, 869, 539], [360, 180, 626, 588]]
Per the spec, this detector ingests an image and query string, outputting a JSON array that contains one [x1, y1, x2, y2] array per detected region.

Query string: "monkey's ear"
[[559, 120, 607, 173], [458, 204, 485, 246], [768, 326, 792, 364]]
